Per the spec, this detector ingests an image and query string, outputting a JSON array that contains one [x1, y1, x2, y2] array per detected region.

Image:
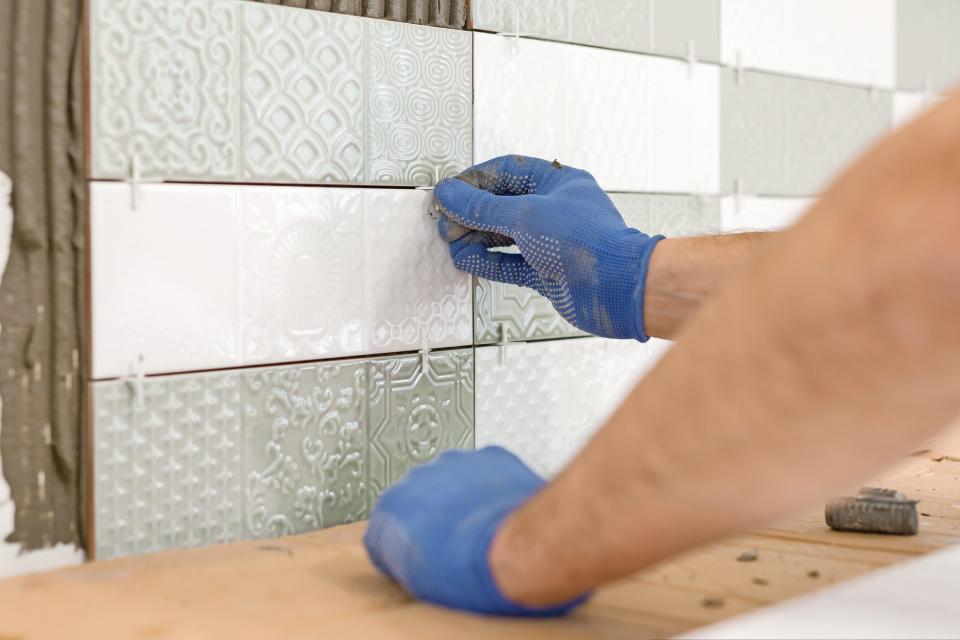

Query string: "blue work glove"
[[435, 155, 664, 341], [363, 447, 589, 616]]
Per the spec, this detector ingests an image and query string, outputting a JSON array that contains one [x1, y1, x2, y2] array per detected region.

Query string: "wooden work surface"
[[2, 435, 959, 639]]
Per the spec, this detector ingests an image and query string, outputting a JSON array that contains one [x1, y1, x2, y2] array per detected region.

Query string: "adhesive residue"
[[0, 0, 86, 555], [249, 0, 467, 28]]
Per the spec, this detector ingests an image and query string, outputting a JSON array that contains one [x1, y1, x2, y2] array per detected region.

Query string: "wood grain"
[[1, 432, 959, 639]]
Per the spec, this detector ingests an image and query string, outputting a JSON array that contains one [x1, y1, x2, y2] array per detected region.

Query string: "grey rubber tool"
[[825, 486, 919, 535]]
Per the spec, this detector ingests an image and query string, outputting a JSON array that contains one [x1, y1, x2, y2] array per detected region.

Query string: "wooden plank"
[[2, 445, 960, 638]]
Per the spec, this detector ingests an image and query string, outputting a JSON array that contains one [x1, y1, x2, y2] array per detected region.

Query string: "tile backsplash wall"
[[74, 0, 959, 561]]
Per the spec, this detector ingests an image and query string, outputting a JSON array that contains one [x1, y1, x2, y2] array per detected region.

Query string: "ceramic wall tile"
[[90, 0, 472, 185], [721, 70, 892, 196], [474, 33, 719, 193], [648, 0, 720, 61], [896, 0, 960, 91], [90, 0, 243, 180], [474, 194, 721, 345], [475, 337, 669, 477], [471, 0, 720, 60], [721, 196, 811, 233], [242, 361, 367, 539], [93, 373, 245, 560], [366, 349, 474, 505], [241, 4, 365, 183], [365, 21, 472, 184], [720, 0, 896, 88], [90, 183, 471, 379], [94, 349, 473, 558]]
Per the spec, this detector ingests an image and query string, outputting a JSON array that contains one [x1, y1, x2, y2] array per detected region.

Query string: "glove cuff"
[[473, 503, 591, 617], [633, 234, 665, 342]]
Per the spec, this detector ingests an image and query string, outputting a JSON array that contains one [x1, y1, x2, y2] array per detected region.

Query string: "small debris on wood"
[[807, 570, 820, 579], [736, 548, 759, 562], [752, 577, 769, 586], [702, 597, 725, 609], [921, 512, 931, 517], [825, 486, 918, 535], [257, 545, 294, 557], [933, 455, 960, 462]]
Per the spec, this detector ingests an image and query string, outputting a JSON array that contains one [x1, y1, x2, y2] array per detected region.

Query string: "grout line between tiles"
[[88, 344, 476, 383]]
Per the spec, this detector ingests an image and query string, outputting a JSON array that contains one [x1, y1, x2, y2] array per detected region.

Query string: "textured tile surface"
[[366, 20, 472, 184], [94, 349, 474, 558], [721, 196, 811, 233], [241, 4, 365, 182], [90, 0, 471, 185], [721, 70, 892, 196], [721, 0, 896, 88], [476, 337, 669, 477], [90, 183, 471, 378], [90, 0, 242, 180], [471, 0, 720, 60], [474, 33, 719, 193], [93, 374, 245, 560], [896, 0, 960, 91], [474, 193, 721, 345]]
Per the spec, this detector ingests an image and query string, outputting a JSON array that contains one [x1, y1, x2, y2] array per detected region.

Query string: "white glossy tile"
[[721, 0, 896, 88], [90, 183, 471, 378], [721, 196, 811, 233], [473, 33, 719, 193], [476, 337, 670, 477]]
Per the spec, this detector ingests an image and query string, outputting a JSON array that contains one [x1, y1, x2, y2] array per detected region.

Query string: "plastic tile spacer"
[[419, 335, 431, 378], [733, 178, 745, 214], [496, 7, 535, 42], [123, 353, 146, 410], [416, 165, 441, 191], [497, 322, 510, 367], [686, 41, 697, 79], [127, 155, 162, 212]]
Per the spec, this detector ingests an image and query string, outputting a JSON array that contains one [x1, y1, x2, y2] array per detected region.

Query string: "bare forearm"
[[644, 232, 774, 339], [491, 95, 960, 605]]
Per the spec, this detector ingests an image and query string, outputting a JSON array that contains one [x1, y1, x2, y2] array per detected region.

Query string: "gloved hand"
[[435, 155, 664, 341], [363, 446, 589, 616]]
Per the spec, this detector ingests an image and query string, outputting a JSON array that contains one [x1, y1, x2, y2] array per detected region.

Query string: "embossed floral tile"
[[93, 348, 474, 560], [90, 0, 472, 186]]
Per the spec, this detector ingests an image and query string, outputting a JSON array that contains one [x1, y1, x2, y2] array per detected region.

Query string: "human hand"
[[435, 155, 663, 340], [363, 446, 589, 616]]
